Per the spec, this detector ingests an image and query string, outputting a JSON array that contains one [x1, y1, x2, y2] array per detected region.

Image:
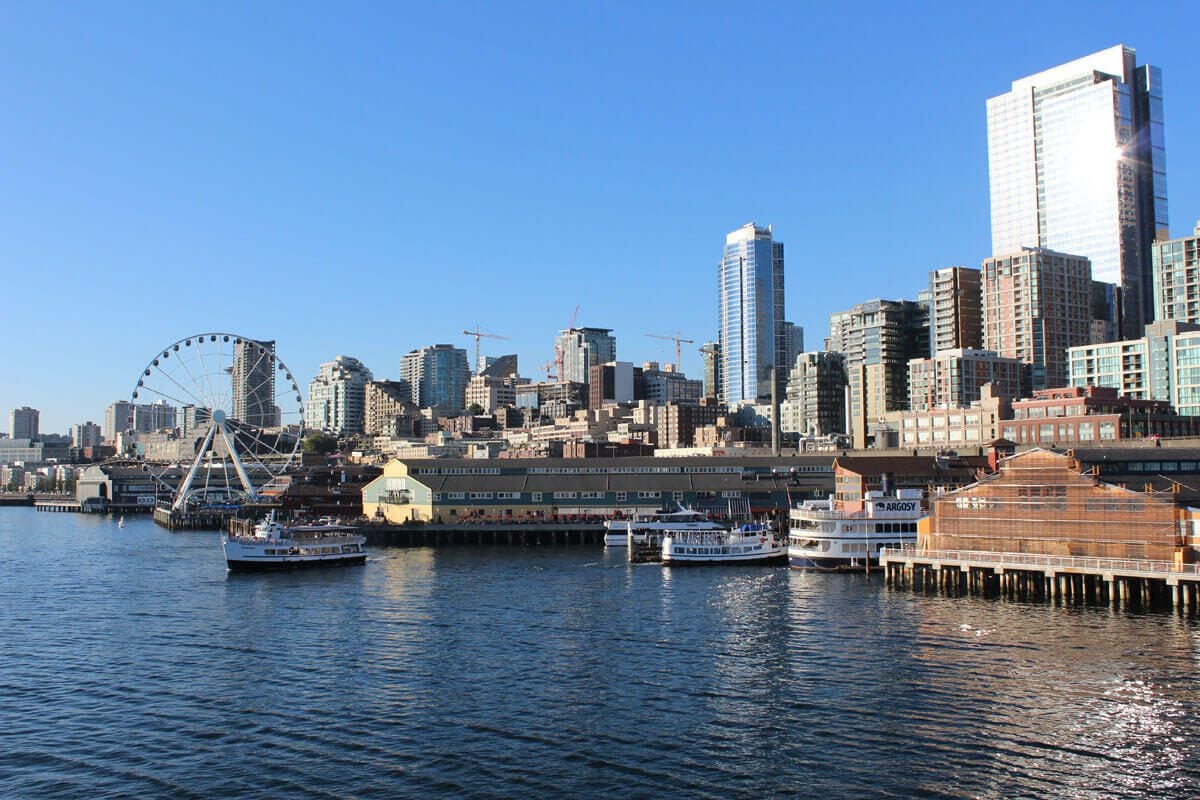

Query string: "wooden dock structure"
[[361, 522, 605, 547], [154, 505, 241, 531], [34, 499, 82, 513], [881, 546, 1200, 609]]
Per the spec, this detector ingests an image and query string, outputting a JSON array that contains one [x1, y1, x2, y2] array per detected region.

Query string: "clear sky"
[[3, 1, 1199, 433]]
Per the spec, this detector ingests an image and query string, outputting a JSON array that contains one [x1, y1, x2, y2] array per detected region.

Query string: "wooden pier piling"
[[882, 546, 1200, 613]]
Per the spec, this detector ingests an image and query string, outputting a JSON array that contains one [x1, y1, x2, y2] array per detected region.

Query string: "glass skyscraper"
[[718, 223, 785, 404], [986, 44, 1167, 336]]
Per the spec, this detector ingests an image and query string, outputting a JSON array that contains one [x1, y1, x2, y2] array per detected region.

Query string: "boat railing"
[[878, 545, 1200, 577]]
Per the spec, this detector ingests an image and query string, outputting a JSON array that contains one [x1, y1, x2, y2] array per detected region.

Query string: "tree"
[[467, 403, 485, 416], [302, 432, 338, 454]]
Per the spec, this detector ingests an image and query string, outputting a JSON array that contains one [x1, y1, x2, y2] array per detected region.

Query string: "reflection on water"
[[2, 510, 1199, 799]]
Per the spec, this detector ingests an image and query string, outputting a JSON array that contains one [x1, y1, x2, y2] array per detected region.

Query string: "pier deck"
[[880, 545, 1200, 608]]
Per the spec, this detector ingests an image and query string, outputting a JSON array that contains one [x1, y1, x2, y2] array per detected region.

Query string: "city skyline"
[[3, 5, 1199, 432]]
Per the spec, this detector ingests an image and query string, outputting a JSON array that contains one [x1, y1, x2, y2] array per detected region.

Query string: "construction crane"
[[647, 332, 694, 372], [463, 326, 510, 373], [553, 305, 581, 381], [539, 360, 558, 382]]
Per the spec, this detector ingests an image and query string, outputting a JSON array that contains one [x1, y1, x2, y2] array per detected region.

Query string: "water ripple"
[[3, 510, 1200, 798]]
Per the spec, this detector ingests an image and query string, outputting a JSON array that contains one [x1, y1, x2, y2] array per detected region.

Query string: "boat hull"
[[226, 554, 367, 571], [664, 552, 787, 566], [788, 554, 880, 572]]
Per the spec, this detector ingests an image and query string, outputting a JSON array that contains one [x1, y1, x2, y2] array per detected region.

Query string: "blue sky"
[[3, 1, 1199, 433]]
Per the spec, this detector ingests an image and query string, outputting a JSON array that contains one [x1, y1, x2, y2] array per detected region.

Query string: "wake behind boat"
[[661, 522, 786, 565], [221, 512, 366, 571], [604, 506, 724, 547]]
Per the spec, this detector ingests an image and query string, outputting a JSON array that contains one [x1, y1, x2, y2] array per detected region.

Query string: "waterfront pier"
[[225, 518, 606, 546], [881, 546, 1200, 609], [362, 522, 604, 547]]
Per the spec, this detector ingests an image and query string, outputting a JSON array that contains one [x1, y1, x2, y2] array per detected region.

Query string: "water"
[[3, 509, 1200, 799]]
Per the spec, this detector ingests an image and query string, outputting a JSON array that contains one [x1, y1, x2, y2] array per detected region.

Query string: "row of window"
[[429, 490, 746, 503]]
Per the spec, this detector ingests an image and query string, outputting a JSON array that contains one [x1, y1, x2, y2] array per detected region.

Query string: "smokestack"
[[771, 367, 780, 456]]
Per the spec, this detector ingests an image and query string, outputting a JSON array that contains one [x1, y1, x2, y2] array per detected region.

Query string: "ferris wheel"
[[131, 333, 305, 511]]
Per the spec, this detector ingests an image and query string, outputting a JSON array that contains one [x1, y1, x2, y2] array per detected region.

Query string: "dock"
[[880, 546, 1200, 609], [154, 505, 242, 531], [361, 522, 604, 547], [628, 532, 664, 563], [34, 499, 82, 512]]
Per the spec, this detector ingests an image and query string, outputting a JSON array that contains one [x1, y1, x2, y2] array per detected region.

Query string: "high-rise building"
[[465, 374, 521, 415], [781, 322, 805, 376], [907, 349, 1027, 411], [986, 44, 1168, 335], [779, 351, 847, 437], [305, 355, 374, 436], [232, 338, 277, 428], [588, 362, 640, 408], [701, 342, 720, 400], [1152, 221, 1200, 325], [133, 400, 176, 433], [928, 267, 982, 356], [718, 223, 787, 404], [827, 299, 928, 448], [982, 248, 1094, 392], [641, 363, 702, 406], [557, 328, 616, 385], [10, 407, 39, 440], [364, 380, 416, 437], [104, 400, 132, 443], [400, 345, 470, 411], [1068, 320, 1200, 406], [70, 421, 103, 449]]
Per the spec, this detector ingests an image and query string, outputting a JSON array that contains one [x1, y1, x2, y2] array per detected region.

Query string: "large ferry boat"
[[221, 512, 367, 571], [603, 506, 724, 547], [661, 523, 787, 566], [787, 488, 924, 571]]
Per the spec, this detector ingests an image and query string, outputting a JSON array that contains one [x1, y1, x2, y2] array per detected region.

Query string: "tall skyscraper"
[[556, 327, 616, 385], [9, 407, 39, 440], [400, 345, 470, 411], [780, 351, 846, 437], [928, 267, 982, 356], [70, 421, 103, 449], [1152, 221, 1200, 324], [305, 355, 374, 436], [104, 400, 133, 443], [700, 342, 720, 400], [827, 299, 928, 448], [232, 338, 277, 428], [986, 44, 1168, 335], [982, 248, 1093, 391], [718, 223, 786, 404]]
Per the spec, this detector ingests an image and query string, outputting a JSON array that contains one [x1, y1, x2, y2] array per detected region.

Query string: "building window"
[[532, 492, 542, 502]]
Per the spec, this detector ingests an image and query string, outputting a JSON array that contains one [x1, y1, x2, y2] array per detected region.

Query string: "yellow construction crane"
[[463, 326, 510, 372], [647, 332, 694, 372]]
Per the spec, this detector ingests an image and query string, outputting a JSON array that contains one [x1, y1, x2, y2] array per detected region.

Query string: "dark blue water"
[[3, 509, 1199, 799]]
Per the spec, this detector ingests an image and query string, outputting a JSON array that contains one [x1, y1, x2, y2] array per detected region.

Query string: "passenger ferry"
[[603, 506, 724, 547], [662, 523, 787, 566], [221, 512, 367, 571], [788, 489, 924, 571]]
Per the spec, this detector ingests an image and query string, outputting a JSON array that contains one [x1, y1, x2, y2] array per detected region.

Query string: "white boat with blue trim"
[[604, 506, 724, 548], [788, 489, 924, 571], [662, 522, 787, 566], [221, 512, 366, 571]]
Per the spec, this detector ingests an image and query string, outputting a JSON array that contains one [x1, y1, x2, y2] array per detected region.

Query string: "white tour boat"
[[661, 523, 787, 566], [787, 488, 924, 571], [604, 506, 725, 547], [221, 512, 367, 571]]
